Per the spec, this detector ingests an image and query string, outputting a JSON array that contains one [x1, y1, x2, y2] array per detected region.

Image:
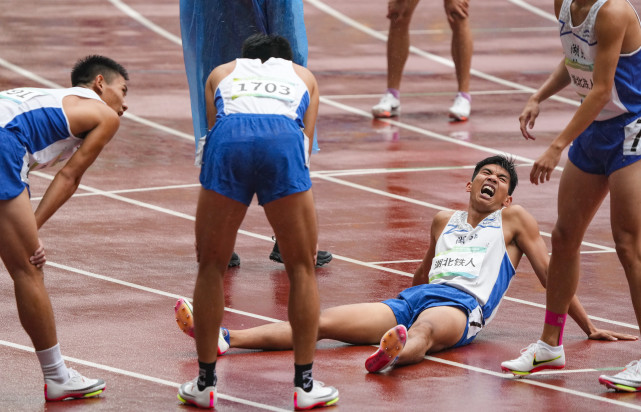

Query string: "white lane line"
[[424, 355, 641, 410], [0, 340, 290, 411]]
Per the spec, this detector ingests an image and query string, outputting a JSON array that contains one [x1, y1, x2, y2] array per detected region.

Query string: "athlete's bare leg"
[[193, 188, 248, 363], [540, 162, 608, 346], [0, 189, 58, 351], [609, 159, 641, 333], [228, 302, 398, 350], [263, 190, 320, 365]]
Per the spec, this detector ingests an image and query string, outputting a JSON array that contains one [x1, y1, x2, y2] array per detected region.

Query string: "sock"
[[36, 343, 69, 383], [458, 91, 471, 102], [386, 88, 400, 99], [197, 361, 217, 391], [294, 362, 313, 392], [544, 310, 567, 345]]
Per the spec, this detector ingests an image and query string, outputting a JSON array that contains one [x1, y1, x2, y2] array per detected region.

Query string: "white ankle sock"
[[36, 343, 69, 383]]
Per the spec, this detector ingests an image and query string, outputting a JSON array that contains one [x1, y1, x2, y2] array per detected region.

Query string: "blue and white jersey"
[[195, 57, 311, 166], [559, 0, 641, 120], [214, 57, 309, 125], [0, 86, 102, 171], [428, 210, 516, 325]]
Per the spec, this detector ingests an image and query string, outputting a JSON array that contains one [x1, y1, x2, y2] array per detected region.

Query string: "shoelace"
[[621, 360, 641, 376], [519, 343, 538, 356]]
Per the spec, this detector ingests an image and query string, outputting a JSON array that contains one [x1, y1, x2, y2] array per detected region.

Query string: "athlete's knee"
[[613, 230, 641, 269], [550, 224, 583, 252], [8, 264, 44, 286]]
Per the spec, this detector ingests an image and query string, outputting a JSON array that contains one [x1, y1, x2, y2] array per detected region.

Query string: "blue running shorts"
[[569, 112, 641, 176], [199, 114, 311, 206], [382, 283, 483, 348], [0, 128, 28, 200]]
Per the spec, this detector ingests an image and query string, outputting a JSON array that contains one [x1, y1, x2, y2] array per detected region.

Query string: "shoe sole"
[[372, 109, 400, 118], [599, 376, 641, 392], [294, 394, 339, 411], [365, 325, 407, 373], [175, 299, 195, 338], [448, 113, 469, 122], [45, 385, 106, 401], [177, 391, 216, 408], [500, 363, 565, 376]]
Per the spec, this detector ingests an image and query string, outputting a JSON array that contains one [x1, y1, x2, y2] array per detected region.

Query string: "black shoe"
[[269, 239, 333, 267], [315, 249, 333, 267], [228, 251, 240, 268]]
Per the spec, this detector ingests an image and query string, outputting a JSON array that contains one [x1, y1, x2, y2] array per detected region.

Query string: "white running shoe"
[[448, 94, 471, 121], [44, 368, 106, 401], [501, 341, 565, 376], [178, 377, 216, 409], [599, 360, 641, 392], [372, 92, 400, 118], [294, 380, 339, 411]]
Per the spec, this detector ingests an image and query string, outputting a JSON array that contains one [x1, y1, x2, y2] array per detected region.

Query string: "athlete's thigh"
[[195, 187, 248, 266], [0, 189, 40, 277], [263, 190, 318, 268], [608, 159, 641, 239], [554, 161, 609, 241], [409, 305, 468, 352]]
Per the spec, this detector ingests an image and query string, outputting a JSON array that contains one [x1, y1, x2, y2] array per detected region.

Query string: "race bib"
[[0, 88, 45, 104], [565, 58, 593, 99], [231, 77, 295, 102], [429, 246, 486, 283]]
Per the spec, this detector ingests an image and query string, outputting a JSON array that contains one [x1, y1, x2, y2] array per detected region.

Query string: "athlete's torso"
[[0, 87, 102, 170], [559, 0, 641, 120], [213, 58, 310, 128], [428, 209, 516, 323]]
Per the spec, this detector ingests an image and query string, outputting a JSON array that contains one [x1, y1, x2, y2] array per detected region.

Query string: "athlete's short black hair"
[[241, 33, 293, 62], [70, 55, 128, 87], [472, 155, 518, 195]]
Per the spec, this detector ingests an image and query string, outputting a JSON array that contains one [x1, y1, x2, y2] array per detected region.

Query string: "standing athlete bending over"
[[0, 55, 128, 401]]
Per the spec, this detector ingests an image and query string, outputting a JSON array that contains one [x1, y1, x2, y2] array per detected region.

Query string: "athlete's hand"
[[519, 99, 540, 140], [387, 0, 410, 22], [530, 146, 562, 185], [588, 329, 638, 341], [445, 0, 470, 23], [30, 238, 46, 268]]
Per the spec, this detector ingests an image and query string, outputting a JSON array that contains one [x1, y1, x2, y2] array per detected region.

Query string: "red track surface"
[[1, 0, 641, 410]]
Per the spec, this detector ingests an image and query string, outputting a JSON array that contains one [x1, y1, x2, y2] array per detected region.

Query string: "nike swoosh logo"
[[532, 354, 562, 366]]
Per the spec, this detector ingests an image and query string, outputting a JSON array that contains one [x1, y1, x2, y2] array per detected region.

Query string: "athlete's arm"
[[204, 61, 235, 130], [293, 64, 319, 160], [529, 1, 630, 184], [34, 101, 120, 229], [412, 211, 452, 286]]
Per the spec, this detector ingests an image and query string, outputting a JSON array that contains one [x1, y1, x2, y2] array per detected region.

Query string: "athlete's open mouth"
[[481, 184, 495, 197]]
